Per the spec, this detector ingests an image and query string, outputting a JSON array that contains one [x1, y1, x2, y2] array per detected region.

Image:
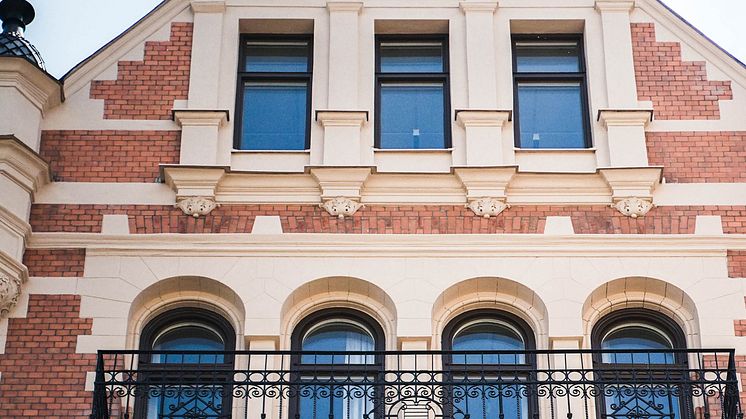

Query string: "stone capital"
[[315, 110, 369, 127], [594, 0, 635, 13], [162, 165, 227, 198], [309, 167, 372, 200], [173, 109, 230, 127], [326, 1, 363, 13], [459, 1, 499, 13], [597, 109, 653, 127], [190, 0, 226, 13], [455, 109, 511, 128]]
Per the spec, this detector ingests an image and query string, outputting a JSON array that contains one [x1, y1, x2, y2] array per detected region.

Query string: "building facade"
[[0, 0, 745, 417]]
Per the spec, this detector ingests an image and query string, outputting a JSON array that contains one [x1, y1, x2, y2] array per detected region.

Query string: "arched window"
[[442, 310, 537, 419], [291, 309, 385, 419], [137, 308, 235, 419], [592, 308, 688, 419]]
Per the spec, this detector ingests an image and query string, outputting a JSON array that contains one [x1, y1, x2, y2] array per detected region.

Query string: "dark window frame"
[[441, 309, 539, 419], [374, 34, 452, 149], [290, 308, 386, 419], [234, 34, 314, 151], [136, 307, 236, 419], [591, 308, 691, 419], [511, 34, 593, 149]]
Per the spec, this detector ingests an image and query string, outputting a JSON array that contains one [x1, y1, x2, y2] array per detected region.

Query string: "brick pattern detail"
[[631, 23, 732, 120], [29, 204, 746, 234], [647, 131, 746, 183], [0, 295, 95, 418], [23, 249, 86, 277], [40, 130, 180, 182], [729, 251, 746, 279], [90, 22, 193, 120]]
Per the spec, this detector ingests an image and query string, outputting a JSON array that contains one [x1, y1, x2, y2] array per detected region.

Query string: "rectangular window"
[[512, 36, 591, 149], [375, 37, 450, 149], [235, 37, 313, 150]]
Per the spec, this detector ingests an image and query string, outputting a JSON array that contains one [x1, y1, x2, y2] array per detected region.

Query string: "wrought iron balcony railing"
[[90, 349, 742, 419]]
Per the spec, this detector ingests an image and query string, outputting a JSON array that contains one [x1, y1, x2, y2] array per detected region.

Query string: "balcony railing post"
[[90, 351, 109, 419]]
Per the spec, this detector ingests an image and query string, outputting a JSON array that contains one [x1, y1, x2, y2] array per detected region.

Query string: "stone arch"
[[582, 276, 700, 348], [280, 276, 398, 350], [432, 277, 550, 349], [127, 276, 247, 350]]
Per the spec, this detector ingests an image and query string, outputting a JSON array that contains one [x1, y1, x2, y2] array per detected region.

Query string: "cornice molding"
[[28, 232, 746, 258], [0, 58, 62, 113], [173, 109, 230, 127], [190, 0, 226, 13], [594, 0, 635, 13], [326, 1, 363, 13], [0, 205, 31, 243], [0, 136, 51, 195], [455, 109, 512, 127]]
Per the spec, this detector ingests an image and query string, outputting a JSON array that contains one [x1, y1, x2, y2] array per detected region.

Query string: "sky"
[[21, 0, 746, 79]]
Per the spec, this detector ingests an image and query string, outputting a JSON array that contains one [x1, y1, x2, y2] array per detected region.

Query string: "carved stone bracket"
[[613, 197, 654, 218], [466, 198, 509, 218], [320, 197, 364, 219], [0, 273, 21, 317], [175, 196, 220, 218]]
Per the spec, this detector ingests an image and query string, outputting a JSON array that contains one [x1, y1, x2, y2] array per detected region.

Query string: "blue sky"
[[23, 0, 746, 79]]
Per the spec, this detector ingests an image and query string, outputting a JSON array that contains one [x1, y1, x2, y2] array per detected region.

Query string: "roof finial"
[[0, 0, 35, 36]]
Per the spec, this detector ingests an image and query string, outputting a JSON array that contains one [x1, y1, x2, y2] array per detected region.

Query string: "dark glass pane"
[[151, 325, 224, 364], [517, 83, 586, 149], [301, 322, 374, 364], [241, 82, 308, 150], [601, 325, 675, 364], [452, 321, 525, 364], [515, 42, 580, 73], [245, 41, 309, 72], [380, 83, 445, 149], [379, 42, 444, 73]]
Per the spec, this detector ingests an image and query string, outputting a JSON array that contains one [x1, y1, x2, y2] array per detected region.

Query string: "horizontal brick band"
[[40, 130, 180, 182], [29, 204, 746, 234], [23, 249, 86, 277]]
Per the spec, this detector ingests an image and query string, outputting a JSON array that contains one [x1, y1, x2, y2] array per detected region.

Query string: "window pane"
[[601, 325, 675, 364], [302, 322, 375, 364], [245, 41, 309, 72], [515, 42, 580, 73], [517, 83, 586, 149], [379, 42, 444, 73], [241, 82, 308, 150], [380, 83, 445, 149], [452, 321, 525, 364]]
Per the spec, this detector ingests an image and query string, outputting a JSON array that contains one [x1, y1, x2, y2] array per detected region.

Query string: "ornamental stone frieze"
[[175, 196, 220, 218], [613, 197, 654, 218], [466, 197, 508, 218], [320, 197, 364, 219]]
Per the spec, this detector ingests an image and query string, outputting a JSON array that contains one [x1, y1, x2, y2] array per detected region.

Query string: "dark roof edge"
[[60, 0, 168, 81], [655, 0, 745, 69]]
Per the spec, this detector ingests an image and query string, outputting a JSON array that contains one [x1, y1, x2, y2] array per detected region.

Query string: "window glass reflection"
[[241, 82, 308, 150], [380, 83, 445, 149], [245, 41, 310, 72], [380, 42, 443, 73], [517, 83, 585, 149]]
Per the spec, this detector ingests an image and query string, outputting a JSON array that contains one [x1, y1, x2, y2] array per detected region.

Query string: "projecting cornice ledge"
[[594, 0, 635, 12], [459, 1, 499, 13], [0, 136, 51, 195]]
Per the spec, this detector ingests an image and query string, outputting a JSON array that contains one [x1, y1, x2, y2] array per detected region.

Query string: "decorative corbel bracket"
[[599, 167, 662, 218], [175, 196, 221, 218], [466, 197, 509, 218], [454, 166, 517, 218], [162, 166, 226, 218], [310, 167, 371, 218], [320, 197, 364, 219], [0, 250, 28, 318]]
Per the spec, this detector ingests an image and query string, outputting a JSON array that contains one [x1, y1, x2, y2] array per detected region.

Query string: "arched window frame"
[[136, 307, 236, 419], [289, 308, 386, 419], [441, 309, 538, 419], [591, 308, 690, 419]]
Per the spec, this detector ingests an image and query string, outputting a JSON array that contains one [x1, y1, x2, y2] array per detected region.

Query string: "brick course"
[[631, 22, 732, 120], [0, 295, 95, 418], [646, 131, 746, 183], [729, 250, 746, 278], [40, 130, 180, 182], [90, 22, 193, 120], [28, 204, 746, 234], [23, 249, 86, 277]]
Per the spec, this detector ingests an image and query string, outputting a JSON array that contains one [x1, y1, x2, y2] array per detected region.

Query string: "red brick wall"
[[40, 130, 180, 182], [729, 250, 746, 278], [0, 295, 95, 418], [90, 22, 193, 120], [23, 249, 86, 277], [646, 131, 746, 183], [29, 204, 746, 234], [631, 22, 732, 120]]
